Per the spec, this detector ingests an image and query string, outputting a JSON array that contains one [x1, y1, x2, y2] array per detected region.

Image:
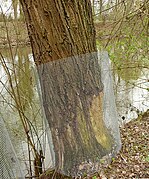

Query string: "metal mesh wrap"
[[37, 52, 121, 177], [0, 118, 23, 179], [99, 51, 121, 151]]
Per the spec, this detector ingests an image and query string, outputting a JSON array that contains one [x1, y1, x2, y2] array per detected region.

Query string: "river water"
[[0, 47, 148, 176]]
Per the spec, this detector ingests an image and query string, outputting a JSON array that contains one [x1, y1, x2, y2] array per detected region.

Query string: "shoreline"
[[0, 39, 30, 49], [0, 21, 29, 49]]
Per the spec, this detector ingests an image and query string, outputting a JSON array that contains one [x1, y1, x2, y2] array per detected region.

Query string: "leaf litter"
[[102, 109, 149, 179], [39, 110, 149, 179]]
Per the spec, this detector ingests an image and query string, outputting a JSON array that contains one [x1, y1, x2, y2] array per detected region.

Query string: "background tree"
[[19, 0, 116, 177]]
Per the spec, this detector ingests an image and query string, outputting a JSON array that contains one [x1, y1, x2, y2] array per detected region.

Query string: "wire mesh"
[[37, 51, 121, 177], [0, 117, 24, 179]]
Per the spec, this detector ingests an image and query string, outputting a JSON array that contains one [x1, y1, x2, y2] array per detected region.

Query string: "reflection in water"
[[0, 47, 148, 176], [16, 48, 34, 110], [0, 47, 54, 176]]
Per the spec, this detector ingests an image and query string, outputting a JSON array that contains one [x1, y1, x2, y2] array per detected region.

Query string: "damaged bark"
[[20, 0, 114, 176]]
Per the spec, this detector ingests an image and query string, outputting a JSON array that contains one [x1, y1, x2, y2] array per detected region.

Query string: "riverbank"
[[39, 110, 149, 178], [0, 21, 29, 48], [103, 109, 149, 178]]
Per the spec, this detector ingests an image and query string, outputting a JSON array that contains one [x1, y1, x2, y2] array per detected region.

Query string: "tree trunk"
[[20, 0, 114, 177]]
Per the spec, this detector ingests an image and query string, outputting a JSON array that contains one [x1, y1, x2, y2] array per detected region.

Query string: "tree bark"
[[20, 0, 97, 63], [20, 0, 114, 177]]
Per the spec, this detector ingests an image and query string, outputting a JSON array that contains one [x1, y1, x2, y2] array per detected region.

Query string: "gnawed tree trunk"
[[20, 0, 115, 177]]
